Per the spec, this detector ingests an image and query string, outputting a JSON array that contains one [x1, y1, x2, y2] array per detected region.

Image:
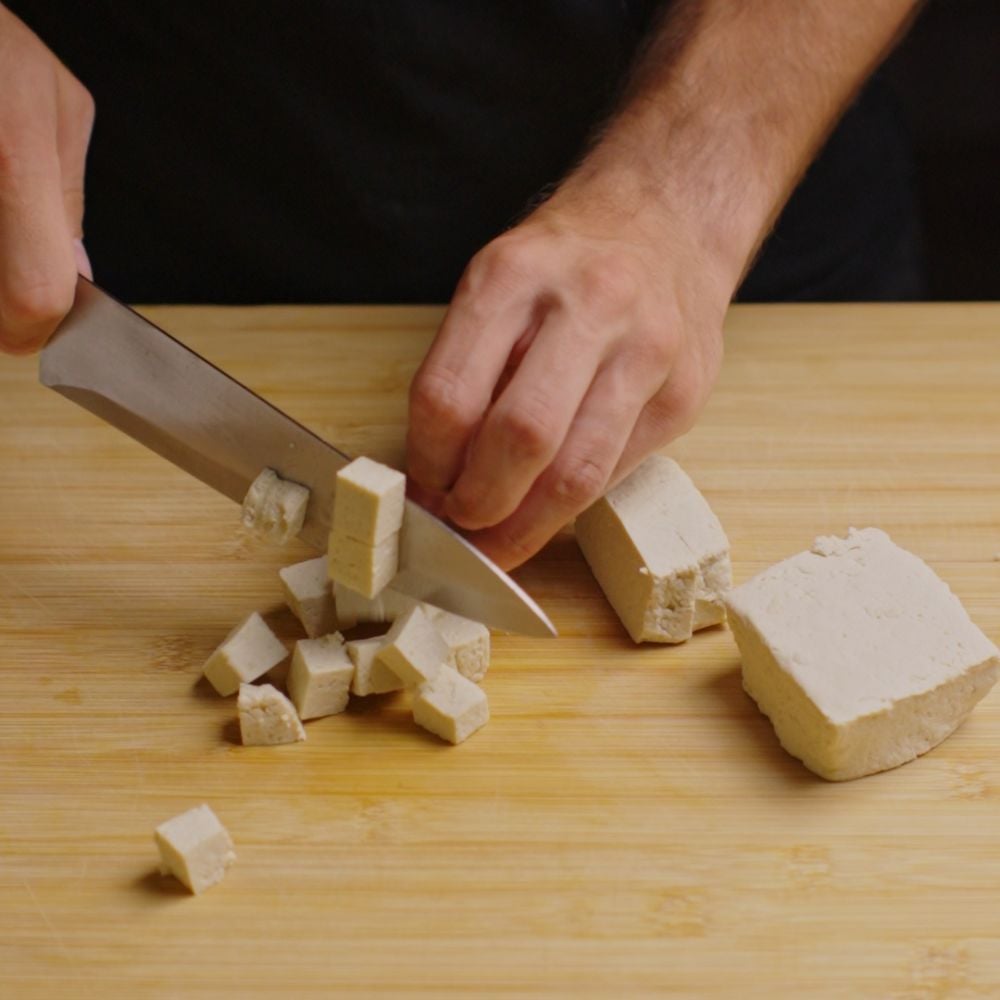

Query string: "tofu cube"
[[346, 635, 405, 696], [328, 532, 399, 599], [279, 556, 338, 638], [202, 612, 288, 696], [412, 669, 490, 744], [154, 804, 236, 895], [432, 610, 491, 683], [333, 581, 420, 629], [575, 455, 731, 643], [725, 527, 1000, 781], [376, 605, 449, 687], [241, 468, 310, 544], [238, 683, 306, 745], [287, 633, 355, 720], [332, 456, 405, 544]]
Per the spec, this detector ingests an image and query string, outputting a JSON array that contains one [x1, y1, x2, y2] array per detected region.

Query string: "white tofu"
[[377, 605, 449, 687], [412, 668, 490, 744], [575, 455, 731, 643], [346, 635, 404, 696], [332, 456, 406, 544], [432, 610, 491, 683], [327, 531, 399, 599], [287, 633, 355, 720], [725, 527, 1000, 782], [241, 468, 310, 544], [333, 582, 420, 629], [279, 556, 338, 638], [237, 683, 306, 745], [202, 612, 288, 696], [154, 804, 236, 895]]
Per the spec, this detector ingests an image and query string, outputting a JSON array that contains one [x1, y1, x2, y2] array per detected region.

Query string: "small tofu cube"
[[332, 456, 406, 544], [154, 804, 236, 895], [412, 669, 490, 744], [432, 610, 491, 683], [202, 613, 288, 696], [333, 582, 420, 629], [238, 683, 306, 745], [377, 605, 449, 687], [575, 455, 731, 643], [346, 635, 404, 696], [328, 531, 399, 599], [725, 528, 1000, 781], [241, 468, 310, 544], [279, 556, 338, 638], [287, 633, 355, 720]]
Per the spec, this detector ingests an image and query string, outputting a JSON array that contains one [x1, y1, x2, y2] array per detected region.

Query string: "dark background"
[[885, 0, 1000, 299]]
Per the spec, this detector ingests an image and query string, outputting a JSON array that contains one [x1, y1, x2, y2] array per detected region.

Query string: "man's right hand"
[[0, 4, 93, 355]]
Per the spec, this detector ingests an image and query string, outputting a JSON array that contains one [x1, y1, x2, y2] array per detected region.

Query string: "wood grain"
[[1, 303, 999, 999]]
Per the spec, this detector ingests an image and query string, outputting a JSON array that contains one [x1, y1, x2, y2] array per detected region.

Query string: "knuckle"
[[579, 256, 639, 317], [549, 454, 611, 509], [496, 395, 558, 463], [2, 276, 74, 330], [409, 364, 478, 436], [465, 236, 534, 299]]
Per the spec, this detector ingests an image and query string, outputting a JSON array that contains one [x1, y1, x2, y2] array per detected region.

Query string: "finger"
[[468, 357, 659, 569], [406, 244, 541, 494], [444, 300, 612, 531], [54, 68, 95, 239]]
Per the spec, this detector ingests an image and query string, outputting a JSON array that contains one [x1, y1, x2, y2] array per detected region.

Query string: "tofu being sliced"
[[332, 456, 406, 544]]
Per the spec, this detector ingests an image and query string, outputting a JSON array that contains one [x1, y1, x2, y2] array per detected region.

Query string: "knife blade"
[[39, 276, 556, 637]]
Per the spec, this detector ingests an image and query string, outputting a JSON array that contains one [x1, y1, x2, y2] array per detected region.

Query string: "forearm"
[[553, 0, 921, 288]]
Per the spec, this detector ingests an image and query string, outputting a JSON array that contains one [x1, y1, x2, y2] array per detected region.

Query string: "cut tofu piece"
[[328, 532, 399, 599], [241, 468, 310, 544], [346, 635, 404, 696], [287, 633, 355, 720], [154, 804, 236, 895], [202, 612, 288, 696], [412, 668, 490, 744], [332, 456, 406, 544], [377, 605, 449, 687], [279, 556, 338, 639], [433, 610, 491, 683], [575, 454, 731, 643], [725, 527, 1000, 781], [333, 582, 421, 629], [238, 683, 306, 745]]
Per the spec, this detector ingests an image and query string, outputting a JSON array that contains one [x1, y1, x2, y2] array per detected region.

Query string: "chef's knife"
[[39, 276, 555, 637]]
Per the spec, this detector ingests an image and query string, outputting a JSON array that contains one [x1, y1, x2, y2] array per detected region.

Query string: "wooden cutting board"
[[2, 303, 999, 999]]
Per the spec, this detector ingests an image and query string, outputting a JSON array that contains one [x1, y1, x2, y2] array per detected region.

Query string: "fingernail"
[[73, 239, 93, 280]]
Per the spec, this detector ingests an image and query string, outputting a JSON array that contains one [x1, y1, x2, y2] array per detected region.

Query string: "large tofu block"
[[241, 468, 310, 544], [203, 613, 288, 696], [238, 683, 306, 745], [279, 556, 338, 638], [332, 456, 406, 544], [328, 531, 399, 599], [287, 633, 355, 720], [346, 635, 404, 696], [725, 527, 1000, 781], [432, 610, 491, 683], [333, 582, 420, 630], [377, 605, 449, 687], [412, 669, 490, 744], [154, 804, 236, 895], [575, 455, 731, 643]]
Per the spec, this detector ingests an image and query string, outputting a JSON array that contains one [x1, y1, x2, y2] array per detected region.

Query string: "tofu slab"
[[377, 605, 449, 686], [287, 633, 355, 720], [241, 468, 310, 544], [203, 612, 288, 696], [154, 804, 236, 895], [332, 456, 405, 544], [725, 527, 1000, 781], [238, 683, 306, 745], [328, 531, 399, 599], [412, 668, 490, 744], [346, 635, 404, 697], [280, 556, 338, 638], [575, 455, 731, 643]]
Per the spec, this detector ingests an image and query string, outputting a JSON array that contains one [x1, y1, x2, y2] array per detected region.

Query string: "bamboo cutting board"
[[1, 303, 999, 999]]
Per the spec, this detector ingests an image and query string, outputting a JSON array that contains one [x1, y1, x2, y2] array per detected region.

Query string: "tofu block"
[[333, 582, 421, 629], [332, 456, 406, 544], [238, 683, 306, 745], [328, 531, 399, 599], [279, 556, 338, 638], [575, 455, 731, 643], [346, 635, 404, 696], [202, 612, 288, 696], [412, 668, 490, 744], [154, 804, 236, 895], [432, 610, 491, 683], [725, 527, 1000, 781], [287, 633, 355, 720], [241, 468, 310, 544], [377, 605, 449, 686]]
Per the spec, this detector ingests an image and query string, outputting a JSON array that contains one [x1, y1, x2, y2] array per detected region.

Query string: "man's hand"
[[0, 4, 94, 355], [407, 0, 919, 570]]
